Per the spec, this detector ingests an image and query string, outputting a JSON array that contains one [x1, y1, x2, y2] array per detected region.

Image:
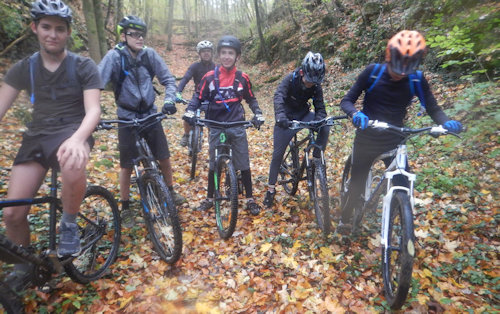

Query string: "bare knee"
[[3, 206, 29, 228]]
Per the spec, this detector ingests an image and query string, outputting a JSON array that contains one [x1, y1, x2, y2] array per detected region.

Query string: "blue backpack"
[[367, 63, 427, 115]]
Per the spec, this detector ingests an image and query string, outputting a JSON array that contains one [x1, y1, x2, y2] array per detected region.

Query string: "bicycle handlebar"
[[367, 120, 461, 138], [289, 115, 348, 130], [97, 112, 168, 130], [196, 118, 255, 129]]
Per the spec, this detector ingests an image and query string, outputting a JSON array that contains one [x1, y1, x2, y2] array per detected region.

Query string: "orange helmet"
[[385, 30, 426, 76]]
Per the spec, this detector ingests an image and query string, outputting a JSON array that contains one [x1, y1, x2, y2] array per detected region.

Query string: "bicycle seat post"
[[45, 168, 63, 272]]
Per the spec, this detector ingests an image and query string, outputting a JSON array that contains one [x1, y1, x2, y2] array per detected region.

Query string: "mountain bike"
[[0, 169, 120, 313], [195, 118, 257, 239], [278, 115, 347, 235], [177, 98, 205, 180], [339, 120, 460, 309], [98, 112, 182, 264]]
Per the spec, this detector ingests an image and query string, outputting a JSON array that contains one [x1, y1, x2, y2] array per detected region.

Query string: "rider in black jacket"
[[338, 30, 463, 234], [263, 52, 328, 208], [177, 40, 215, 146]]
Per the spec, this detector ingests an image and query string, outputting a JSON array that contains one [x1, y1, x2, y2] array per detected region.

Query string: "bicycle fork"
[[380, 168, 416, 263]]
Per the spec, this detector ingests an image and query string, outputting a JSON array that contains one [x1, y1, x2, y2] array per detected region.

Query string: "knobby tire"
[[0, 284, 23, 314], [382, 191, 415, 309], [140, 171, 183, 264], [311, 161, 331, 235], [214, 157, 238, 239], [279, 144, 299, 195], [65, 186, 121, 283], [190, 126, 202, 180]]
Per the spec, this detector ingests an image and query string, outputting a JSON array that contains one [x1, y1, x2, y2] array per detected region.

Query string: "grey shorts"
[[208, 126, 249, 171], [14, 130, 94, 171], [118, 121, 170, 168]]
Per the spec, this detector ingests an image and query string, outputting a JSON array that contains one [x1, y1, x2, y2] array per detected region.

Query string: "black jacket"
[[274, 69, 326, 122]]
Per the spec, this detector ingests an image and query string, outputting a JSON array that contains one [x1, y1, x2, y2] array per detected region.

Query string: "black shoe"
[[263, 190, 275, 208], [246, 199, 261, 216], [196, 199, 213, 211]]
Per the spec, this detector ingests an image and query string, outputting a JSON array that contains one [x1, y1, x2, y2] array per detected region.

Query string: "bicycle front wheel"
[[65, 186, 121, 284], [382, 191, 415, 310], [0, 284, 23, 314], [279, 144, 299, 195], [214, 157, 238, 239], [311, 161, 331, 235], [190, 126, 202, 180], [140, 172, 183, 264]]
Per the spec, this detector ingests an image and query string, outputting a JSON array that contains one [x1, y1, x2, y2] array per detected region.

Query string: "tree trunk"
[[166, 0, 174, 50], [194, 0, 199, 37], [83, 0, 102, 62], [285, 0, 300, 29], [114, 0, 123, 42], [93, 0, 108, 57], [253, 0, 271, 65]]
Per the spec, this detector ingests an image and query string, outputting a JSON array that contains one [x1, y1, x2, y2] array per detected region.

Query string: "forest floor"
[[0, 33, 498, 313]]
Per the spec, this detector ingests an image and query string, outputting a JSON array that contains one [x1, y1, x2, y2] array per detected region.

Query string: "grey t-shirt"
[[4, 51, 102, 135]]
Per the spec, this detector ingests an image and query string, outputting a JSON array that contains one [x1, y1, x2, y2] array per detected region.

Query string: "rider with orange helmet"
[[338, 30, 463, 234]]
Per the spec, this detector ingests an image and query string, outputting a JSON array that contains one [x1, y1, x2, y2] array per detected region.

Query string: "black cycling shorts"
[[118, 121, 170, 168], [14, 130, 94, 171]]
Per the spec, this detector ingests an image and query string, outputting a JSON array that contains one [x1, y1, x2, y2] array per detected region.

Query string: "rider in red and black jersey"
[[184, 35, 265, 215]]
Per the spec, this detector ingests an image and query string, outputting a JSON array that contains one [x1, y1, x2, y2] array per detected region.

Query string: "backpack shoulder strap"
[[233, 70, 243, 91], [114, 43, 130, 99], [366, 63, 386, 93], [409, 70, 427, 115], [29, 52, 40, 104], [140, 47, 155, 80], [65, 51, 79, 86]]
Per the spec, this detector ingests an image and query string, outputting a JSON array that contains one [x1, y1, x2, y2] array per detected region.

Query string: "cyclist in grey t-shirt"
[[0, 0, 101, 287]]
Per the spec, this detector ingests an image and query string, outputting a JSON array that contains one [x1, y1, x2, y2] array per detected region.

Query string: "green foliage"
[[425, 3, 499, 81], [0, 3, 26, 42]]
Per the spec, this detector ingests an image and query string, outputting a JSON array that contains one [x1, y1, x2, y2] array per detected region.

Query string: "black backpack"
[[212, 65, 244, 112]]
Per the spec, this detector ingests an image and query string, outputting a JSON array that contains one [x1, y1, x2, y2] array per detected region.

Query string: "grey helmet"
[[30, 0, 73, 23], [301, 51, 326, 84], [196, 40, 214, 53]]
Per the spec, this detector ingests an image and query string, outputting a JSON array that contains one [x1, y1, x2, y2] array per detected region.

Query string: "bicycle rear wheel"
[[311, 161, 331, 235], [0, 283, 23, 314], [382, 191, 415, 309], [279, 143, 299, 195], [214, 157, 238, 239], [190, 126, 202, 180], [65, 186, 121, 284], [140, 172, 182, 264]]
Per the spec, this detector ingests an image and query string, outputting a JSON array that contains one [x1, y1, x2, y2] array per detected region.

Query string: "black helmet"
[[217, 35, 241, 55], [30, 0, 73, 23], [301, 51, 325, 84], [117, 15, 147, 36]]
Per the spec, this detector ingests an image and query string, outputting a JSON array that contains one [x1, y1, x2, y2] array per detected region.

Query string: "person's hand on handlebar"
[[251, 111, 265, 129], [443, 120, 463, 134], [162, 101, 177, 115], [352, 111, 369, 130], [183, 110, 196, 126], [276, 117, 291, 129]]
